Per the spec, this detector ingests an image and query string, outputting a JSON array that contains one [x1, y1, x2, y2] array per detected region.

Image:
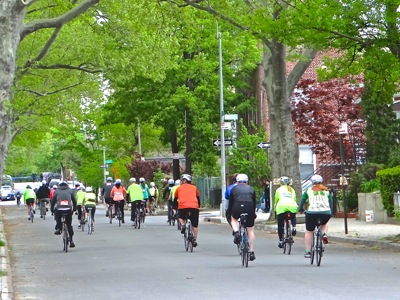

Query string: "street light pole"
[[217, 23, 226, 215], [339, 123, 348, 234]]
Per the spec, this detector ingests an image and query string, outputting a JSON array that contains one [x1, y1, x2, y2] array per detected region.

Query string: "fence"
[[196, 177, 221, 207]]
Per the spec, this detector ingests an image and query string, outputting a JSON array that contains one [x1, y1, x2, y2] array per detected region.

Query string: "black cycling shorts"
[[178, 208, 199, 228], [305, 213, 331, 232]]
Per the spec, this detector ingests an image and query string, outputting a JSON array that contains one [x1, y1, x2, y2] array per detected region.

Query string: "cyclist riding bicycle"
[[126, 177, 144, 225], [84, 187, 97, 230], [110, 179, 127, 223], [274, 176, 298, 249], [23, 185, 36, 221], [299, 174, 333, 258], [101, 177, 114, 217], [226, 173, 256, 261], [76, 185, 86, 229], [148, 182, 159, 212], [36, 180, 51, 218], [51, 181, 77, 248], [174, 174, 200, 247], [139, 177, 150, 212], [164, 179, 175, 223]]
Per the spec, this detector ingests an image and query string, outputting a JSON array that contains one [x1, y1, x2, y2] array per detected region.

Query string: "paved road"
[[3, 204, 400, 300]]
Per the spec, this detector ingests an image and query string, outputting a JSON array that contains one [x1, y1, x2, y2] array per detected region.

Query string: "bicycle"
[[80, 206, 86, 232], [238, 213, 250, 267], [108, 203, 114, 224], [115, 202, 122, 227], [61, 214, 70, 252], [86, 207, 94, 235], [310, 218, 324, 266], [140, 200, 146, 224], [132, 202, 142, 229], [39, 199, 49, 220], [282, 212, 294, 255], [28, 203, 35, 223], [183, 214, 194, 252], [16, 195, 21, 207]]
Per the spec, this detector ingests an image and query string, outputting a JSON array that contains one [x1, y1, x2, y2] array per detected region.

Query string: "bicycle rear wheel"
[[108, 206, 113, 224], [184, 231, 189, 252], [310, 233, 316, 265], [30, 208, 34, 223], [118, 208, 122, 227], [316, 231, 323, 266], [87, 213, 92, 235], [63, 225, 69, 252], [189, 231, 194, 253]]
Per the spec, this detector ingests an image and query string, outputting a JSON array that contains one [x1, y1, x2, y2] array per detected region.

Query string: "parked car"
[[1, 186, 15, 201]]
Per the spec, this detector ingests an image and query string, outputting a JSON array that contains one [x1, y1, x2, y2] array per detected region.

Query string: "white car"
[[1, 186, 15, 201]]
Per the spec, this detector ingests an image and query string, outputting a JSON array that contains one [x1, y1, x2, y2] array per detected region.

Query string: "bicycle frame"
[[184, 217, 194, 252], [239, 213, 250, 267], [61, 214, 69, 252], [283, 212, 293, 255], [86, 207, 93, 235], [311, 219, 324, 266]]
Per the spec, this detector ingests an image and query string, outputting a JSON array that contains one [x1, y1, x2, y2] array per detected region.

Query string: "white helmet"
[[279, 176, 291, 185], [42, 180, 47, 185], [86, 186, 93, 192], [115, 179, 122, 184], [182, 174, 192, 182], [52, 185, 58, 189], [236, 173, 248, 183], [311, 174, 323, 184], [175, 179, 181, 185], [168, 179, 174, 185], [150, 182, 155, 187], [129, 177, 136, 183], [139, 177, 145, 183], [80, 184, 86, 190]]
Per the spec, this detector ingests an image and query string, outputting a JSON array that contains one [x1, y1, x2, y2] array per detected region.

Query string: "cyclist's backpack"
[[56, 197, 73, 211]]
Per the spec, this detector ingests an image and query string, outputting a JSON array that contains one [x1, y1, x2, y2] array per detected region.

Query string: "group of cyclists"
[[19, 171, 332, 258], [225, 173, 333, 261]]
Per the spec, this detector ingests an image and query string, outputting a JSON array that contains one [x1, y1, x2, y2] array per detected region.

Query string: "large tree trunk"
[[0, 1, 25, 185], [262, 40, 301, 218]]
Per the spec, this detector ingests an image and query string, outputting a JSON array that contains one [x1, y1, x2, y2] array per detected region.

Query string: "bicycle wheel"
[[184, 227, 190, 252], [63, 225, 69, 253], [310, 233, 315, 265], [40, 202, 46, 220], [243, 229, 249, 267], [316, 230, 323, 266], [171, 212, 175, 226], [287, 223, 293, 255], [117, 208, 122, 227], [137, 209, 141, 229], [87, 212, 92, 235], [108, 206, 113, 224], [30, 208, 34, 223]]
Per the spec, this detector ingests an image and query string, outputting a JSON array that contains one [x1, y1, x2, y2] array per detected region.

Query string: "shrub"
[[377, 166, 400, 216]]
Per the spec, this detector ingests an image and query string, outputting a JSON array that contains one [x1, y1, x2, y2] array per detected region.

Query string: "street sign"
[[105, 159, 113, 164], [221, 122, 231, 130], [100, 164, 109, 168], [213, 139, 233, 146], [257, 142, 271, 149], [224, 114, 238, 121]]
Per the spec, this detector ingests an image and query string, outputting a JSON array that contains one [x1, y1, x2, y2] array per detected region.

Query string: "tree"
[[0, 0, 100, 185], [292, 77, 365, 162]]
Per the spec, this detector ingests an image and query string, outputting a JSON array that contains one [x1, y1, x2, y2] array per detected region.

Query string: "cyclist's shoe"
[[250, 252, 256, 261], [106, 211, 109, 217], [304, 251, 311, 258], [180, 225, 186, 234], [193, 240, 198, 247], [77, 225, 81, 229], [233, 231, 240, 245], [322, 234, 329, 244], [278, 241, 284, 248], [54, 229, 61, 235], [292, 227, 297, 236], [122, 219, 125, 224], [33, 209, 36, 214], [69, 240, 75, 248]]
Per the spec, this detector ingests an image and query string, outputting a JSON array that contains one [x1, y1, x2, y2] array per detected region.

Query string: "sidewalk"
[[203, 210, 400, 251]]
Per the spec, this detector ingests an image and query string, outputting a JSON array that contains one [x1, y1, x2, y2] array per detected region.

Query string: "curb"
[[0, 210, 13, 300], [204, 217, 400, 251]]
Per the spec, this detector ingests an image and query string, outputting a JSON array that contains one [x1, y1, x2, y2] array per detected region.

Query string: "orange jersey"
[[175, 183, 200, 209], [110, 186, 127, 201]]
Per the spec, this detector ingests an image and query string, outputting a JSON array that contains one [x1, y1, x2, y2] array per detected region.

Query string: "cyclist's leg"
[[319, 214, 331, 243], [304, 213, 316, 256], [290, 212, 297, 235], [54, 210, 62, 234], [66, 212, 75, 246], [167, 200, 172, 221], [119, 201, 125, 222], [189, 209, 200, 241], [178, 208, 187, 233], [276, 213, 285, 241], [104, 198, 110, 216]]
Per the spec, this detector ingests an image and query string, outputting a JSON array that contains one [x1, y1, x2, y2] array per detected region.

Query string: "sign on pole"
[[105, 159, 113, 164], [213, 139, 233, 147], [257, 142, 271, 149], [100, 164, 109, 168]]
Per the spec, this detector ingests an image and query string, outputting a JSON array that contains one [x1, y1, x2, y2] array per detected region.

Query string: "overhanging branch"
[[20, 83, 82, 96], [20, 0, 100, 41], [34, 64, 103, 74]]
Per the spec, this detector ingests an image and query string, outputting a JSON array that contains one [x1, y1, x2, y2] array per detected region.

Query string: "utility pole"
[[217, 22, 226, 215]]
